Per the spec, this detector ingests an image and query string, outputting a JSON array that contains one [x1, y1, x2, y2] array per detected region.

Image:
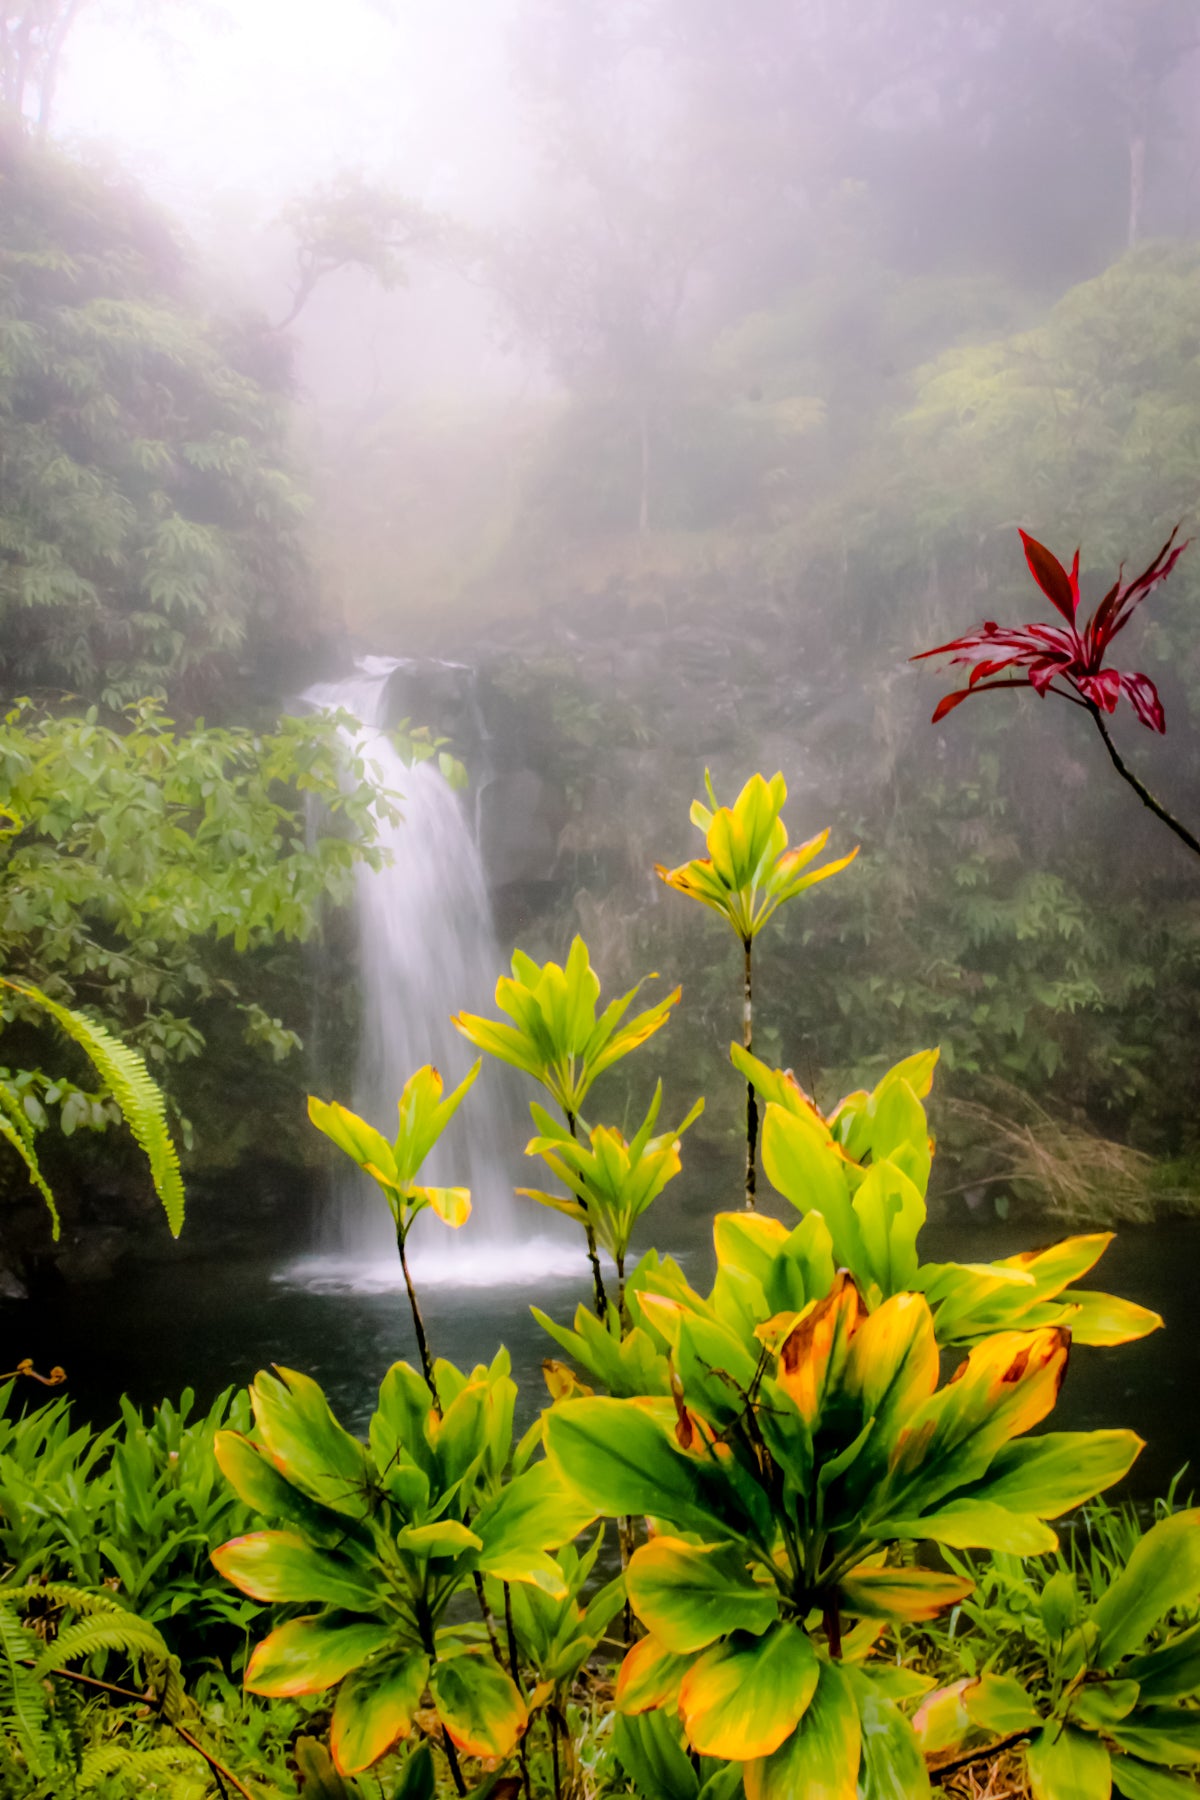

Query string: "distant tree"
[[0, 129, 313, 710], [273, 172, 440, 333], [0, 0, 89, 135]]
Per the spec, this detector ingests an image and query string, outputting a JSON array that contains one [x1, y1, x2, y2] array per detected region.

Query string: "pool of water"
[[2, 1207, 1196, 1500]]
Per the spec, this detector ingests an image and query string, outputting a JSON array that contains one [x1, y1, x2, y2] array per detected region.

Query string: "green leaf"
[[545, 1396, 765, 1541], [678, 1623, 818, 1759], [847, 1667, 931, 1800], [876, 1499, 1058, 1554], [966, 1673, 1042, 1736], [1071, 1684, 1140, 1731], [1124, 1622, 1200, 1703], [211, 1531, 379, 1609], [1112, 1756, 1200, 1798], [430, 1650, 527, 1759], [1091, 1510, 1200, 1666], [395, 1521, 481, 1558], [391, 1742, 437, 1800], [331, 1650, 429, 1775], [249, 1366, 376, 1519], [626, 1535, 778, 1652], [1026, 1725, 1112, 1800], [1110, 1709, 1200, 1768], [744, 1657, 861, 1800], [962, 1432, 1143, 1518], [246, 1615, 395, 1696], [613, 1711, 700, 1800], [839, 1566, 974, 1622]]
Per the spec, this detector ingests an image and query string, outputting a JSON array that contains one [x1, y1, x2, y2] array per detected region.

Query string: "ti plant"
[[212, 1353, 593, 1791], [917, 1506, 1200, 1798], [498, 1531, 624, 1799], [455, 935, 679, 1311], [308, 1063, 478, 1396], [656, 771, 856, 1208], [739, 1044, 1162, 1349], [536, 1046, 1159, 1407], [519, 1081, 704, 1326], [545, 1252, 1144, 1800]]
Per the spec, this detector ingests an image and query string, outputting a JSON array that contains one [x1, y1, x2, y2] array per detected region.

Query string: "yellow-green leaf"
[[1026, 1724, 1112, 1800], [744, 1657, 861, 1800], [331, 1650, 428, 1775], [430, 1650, 527, 1759], [246, 1616, 393, 1696], [626, 1535, 778, 1653], [678, 1623, 819, 1759]]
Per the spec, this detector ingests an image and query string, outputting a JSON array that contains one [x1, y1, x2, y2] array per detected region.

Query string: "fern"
[[0, 1080, 59, 1237], [79, 1740, 206, 1791], [0, 1601, 51, 1780], [0, 1583, 123, 1616], [0, 979, 185, 1235], [32, 1610, 171, 1678]]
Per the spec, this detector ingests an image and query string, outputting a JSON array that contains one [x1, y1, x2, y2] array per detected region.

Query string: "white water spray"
[[285, 657, 579, 1291]]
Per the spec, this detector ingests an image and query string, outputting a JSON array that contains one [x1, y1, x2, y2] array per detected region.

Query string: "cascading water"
[[287, 656, 578, 1290]]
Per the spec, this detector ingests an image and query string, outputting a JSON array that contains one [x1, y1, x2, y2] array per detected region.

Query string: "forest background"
[[3, 0, 1200, 1278]]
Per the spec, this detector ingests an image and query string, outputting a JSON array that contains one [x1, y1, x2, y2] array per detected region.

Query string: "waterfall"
[[287, 656, 577, 1291]]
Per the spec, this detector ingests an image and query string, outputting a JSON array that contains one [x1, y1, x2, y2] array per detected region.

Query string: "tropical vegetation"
[[0, 773, 1189, 1799]]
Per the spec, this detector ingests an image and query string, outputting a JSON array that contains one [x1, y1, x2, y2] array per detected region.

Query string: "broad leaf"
[[330, 1650, 428, 1775], [677, 1623, 819, 1758], [1026, 1724, 1112, 1800], [246, 1616, 394, 1696], [744, 1657, 861, 1800], [431, 1650, 528, 1759], [625, 1536, 778, 1653]]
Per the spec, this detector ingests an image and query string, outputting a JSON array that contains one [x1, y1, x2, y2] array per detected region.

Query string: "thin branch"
[[397, 1226, 441, 1409], [1086, 703, 1200, 859]]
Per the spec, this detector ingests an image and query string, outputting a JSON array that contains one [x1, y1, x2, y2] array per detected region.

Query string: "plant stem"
[[473, 1571, 503, 1662], [501, 1584, 532, 1800], [822, 1601, 842, 1660], [397, 1225, 440, 1411], [549, 1707, 561, 1800], [743, 936, 757, 1210], [441, 1729, 467, 1797], [1087, 704, 1200, 858], [566, 1110, 609, 1316]]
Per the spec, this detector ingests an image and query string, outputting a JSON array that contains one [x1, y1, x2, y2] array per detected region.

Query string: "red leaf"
[[1020, 530, 1078, 622], [1120, 672, 1166, 733], [931, 689, 973, 723]]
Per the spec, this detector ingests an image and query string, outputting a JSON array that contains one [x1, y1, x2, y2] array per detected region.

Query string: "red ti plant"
[[914, 528, 1200, 858]]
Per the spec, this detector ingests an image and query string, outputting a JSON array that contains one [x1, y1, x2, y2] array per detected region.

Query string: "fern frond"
[[0, 1601, 51, 1778], [0, 1082, 59, 1237], [0, 1582, 124, 1616], [32, 1609, 171, 1677], [80, 1740, 205, 1790], [1, 980, 185, 1234]]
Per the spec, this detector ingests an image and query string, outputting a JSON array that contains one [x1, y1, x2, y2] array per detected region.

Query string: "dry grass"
[[941, 1081, 1194, 1224], [939, 1744, 1032, 1797]]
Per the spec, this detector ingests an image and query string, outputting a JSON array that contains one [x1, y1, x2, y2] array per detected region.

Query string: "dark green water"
[[1, 1206, 1196, 1501]]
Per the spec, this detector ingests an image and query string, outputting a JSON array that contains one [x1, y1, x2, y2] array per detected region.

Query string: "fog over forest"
[[3, 0, 1200, 1243]]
